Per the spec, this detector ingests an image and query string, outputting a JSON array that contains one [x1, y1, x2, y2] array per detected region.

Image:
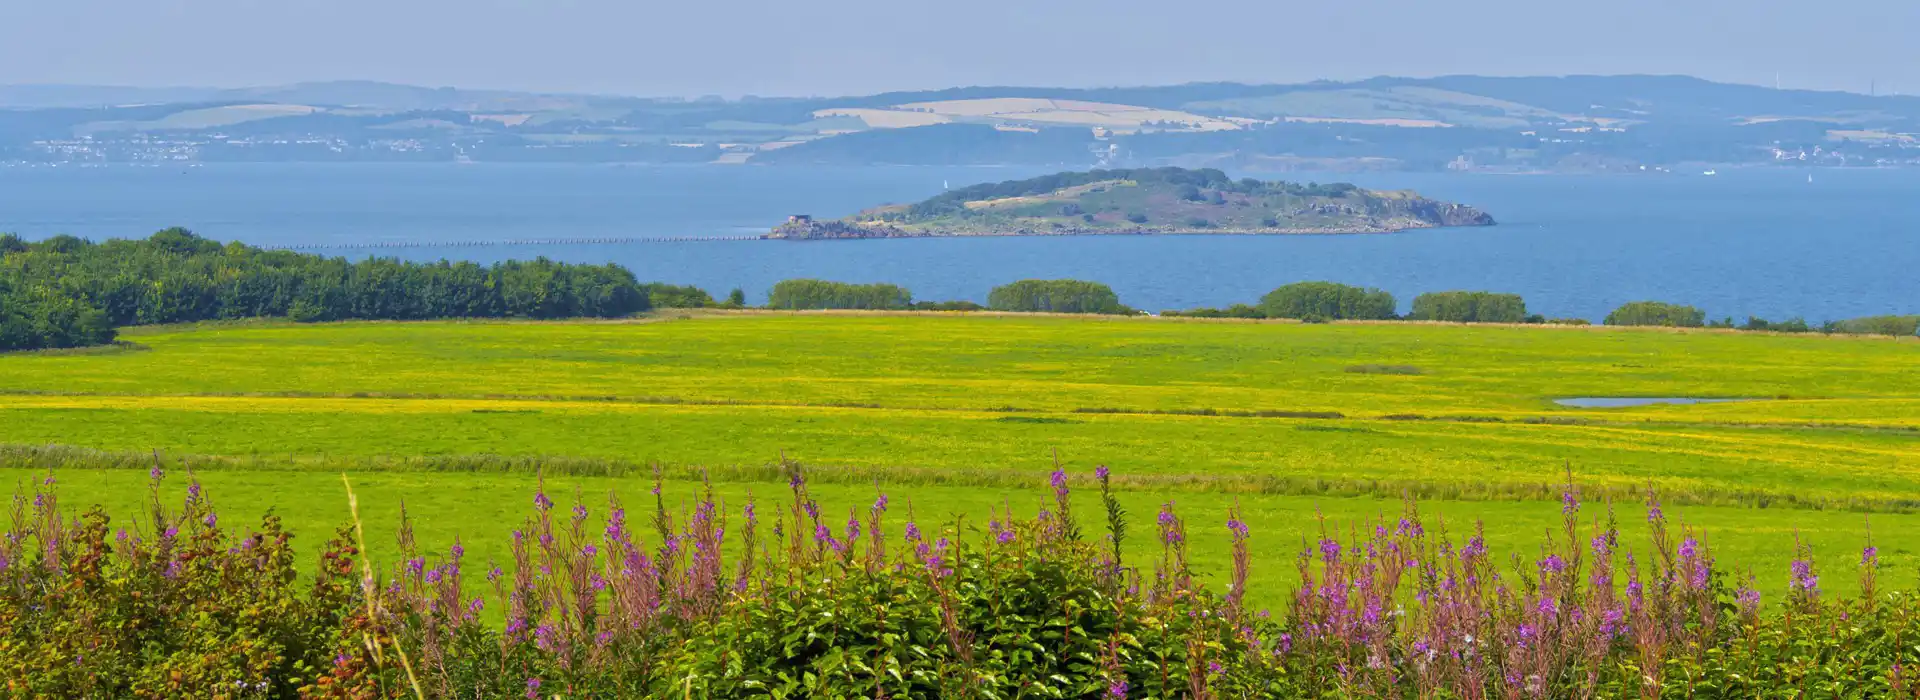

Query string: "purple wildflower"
[[1107, 679, 1128, 698], [202, 512, 217, 528], [1538, 554, 1566, 575], [1790, 559, 1819, 596], [1862, 546, 1879, 566], [997, 529, 1016, 545], [1560, 489, 1579, 516], [1226, 516, 1249, 539], [1095, 465, 1110, 480], [1736, 586, 1761, 616], [1318, 538, 1341, 564], [533, 491, 553, 512], [1396, 517, 1424, 537], [873, 494, 889, 513], [903, 521, 922, 542], [469, 598, 485, 615], [1461, 534, 1487, 560], [1050, 469, 1069, 497], [525, 677, 542, 699]]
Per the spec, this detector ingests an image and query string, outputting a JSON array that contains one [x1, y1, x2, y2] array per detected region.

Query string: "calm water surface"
[[1, 163, 1914, 321]]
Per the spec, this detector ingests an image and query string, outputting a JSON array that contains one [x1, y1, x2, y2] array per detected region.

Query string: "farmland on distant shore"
[[2, 312, 1915, 597]]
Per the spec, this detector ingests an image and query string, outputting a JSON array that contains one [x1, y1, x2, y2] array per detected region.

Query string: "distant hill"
[[768, 167, 1493, 239], [4, 75, 1917, 170], [0, 80, 594, 111]]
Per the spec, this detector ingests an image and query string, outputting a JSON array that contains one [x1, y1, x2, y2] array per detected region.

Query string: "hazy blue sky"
[[3, 0, 1914, 96]]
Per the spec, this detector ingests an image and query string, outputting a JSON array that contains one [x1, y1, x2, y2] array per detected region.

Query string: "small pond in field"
[[1553, 397, 1761, 408]]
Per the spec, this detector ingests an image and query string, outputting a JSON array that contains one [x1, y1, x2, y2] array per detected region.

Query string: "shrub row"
[[1163, 281, 1911, 335]]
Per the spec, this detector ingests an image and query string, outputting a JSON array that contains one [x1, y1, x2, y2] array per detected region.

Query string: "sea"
[[1, 162, 1915, 322]]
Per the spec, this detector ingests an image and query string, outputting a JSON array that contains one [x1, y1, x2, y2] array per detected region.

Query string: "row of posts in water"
[[263, 235, 770, 251]]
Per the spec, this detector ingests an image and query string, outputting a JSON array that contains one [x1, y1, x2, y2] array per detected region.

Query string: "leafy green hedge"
[[1258, 281, 1397, 320], [1605, 300, 1707, 327], [1409, 290, 1528, 323], [766, 279, 913, 310], [987, 279, 1130, 315]]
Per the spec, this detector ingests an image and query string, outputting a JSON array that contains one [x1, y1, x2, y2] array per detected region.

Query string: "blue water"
[[1, 163, 1915, 321]]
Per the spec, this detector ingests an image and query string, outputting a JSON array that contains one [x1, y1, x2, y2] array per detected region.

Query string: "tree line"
[[1163, 282, 1914, 335], [5, 231, 1912, 352], [766, 278, 1131, 315], [1, 229, 652, 351]]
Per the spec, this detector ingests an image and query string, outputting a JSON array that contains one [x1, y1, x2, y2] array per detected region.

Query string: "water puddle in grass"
[[1553, 397, 1762, 408]]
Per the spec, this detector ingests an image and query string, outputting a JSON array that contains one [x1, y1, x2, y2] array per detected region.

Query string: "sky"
[[2, 0, 1915, 97]]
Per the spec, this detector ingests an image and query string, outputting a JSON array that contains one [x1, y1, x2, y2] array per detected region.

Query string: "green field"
[[1, 313, 1915, 596]]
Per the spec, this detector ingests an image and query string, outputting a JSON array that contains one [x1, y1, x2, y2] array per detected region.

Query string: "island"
[[767, 167, 1494, 239]]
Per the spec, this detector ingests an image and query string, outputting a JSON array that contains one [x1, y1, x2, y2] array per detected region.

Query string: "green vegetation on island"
[[768, 168, 1494, 239]]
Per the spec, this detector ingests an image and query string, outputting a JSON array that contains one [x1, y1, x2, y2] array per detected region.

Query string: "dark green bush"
[[1604, 300, 1707, 327], [910, 300, 986, 311], [1833, 314, 1919, 336], [767, 279, 912, 310], [639, 283, 715, 309], [1258, 281, 1397, 320], [1162, 303, 1267, 319], [1409, 290, 1527, 323], [987, 279, 1129, 314]]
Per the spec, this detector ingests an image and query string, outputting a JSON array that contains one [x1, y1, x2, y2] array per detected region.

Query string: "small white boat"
[[1702, 169, 1717, 176]]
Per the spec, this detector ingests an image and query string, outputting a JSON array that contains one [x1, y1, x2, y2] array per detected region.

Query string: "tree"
[[987, 280, 1129, 315], [1409, 291, 1528, 323], [1604, 301, 1706, 327], [1258, 282, 1397, 321], [727, 288, 747, 308]]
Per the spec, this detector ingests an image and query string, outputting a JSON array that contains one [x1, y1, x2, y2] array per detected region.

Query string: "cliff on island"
[[769, 167, 1494, 239]]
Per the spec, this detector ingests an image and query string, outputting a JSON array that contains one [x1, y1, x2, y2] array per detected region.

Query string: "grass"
[[2, 315, 1912, 425], [0, 315, 1913, 506], [0, 313, 1914, 599], [8, 467, 1909, 612]]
